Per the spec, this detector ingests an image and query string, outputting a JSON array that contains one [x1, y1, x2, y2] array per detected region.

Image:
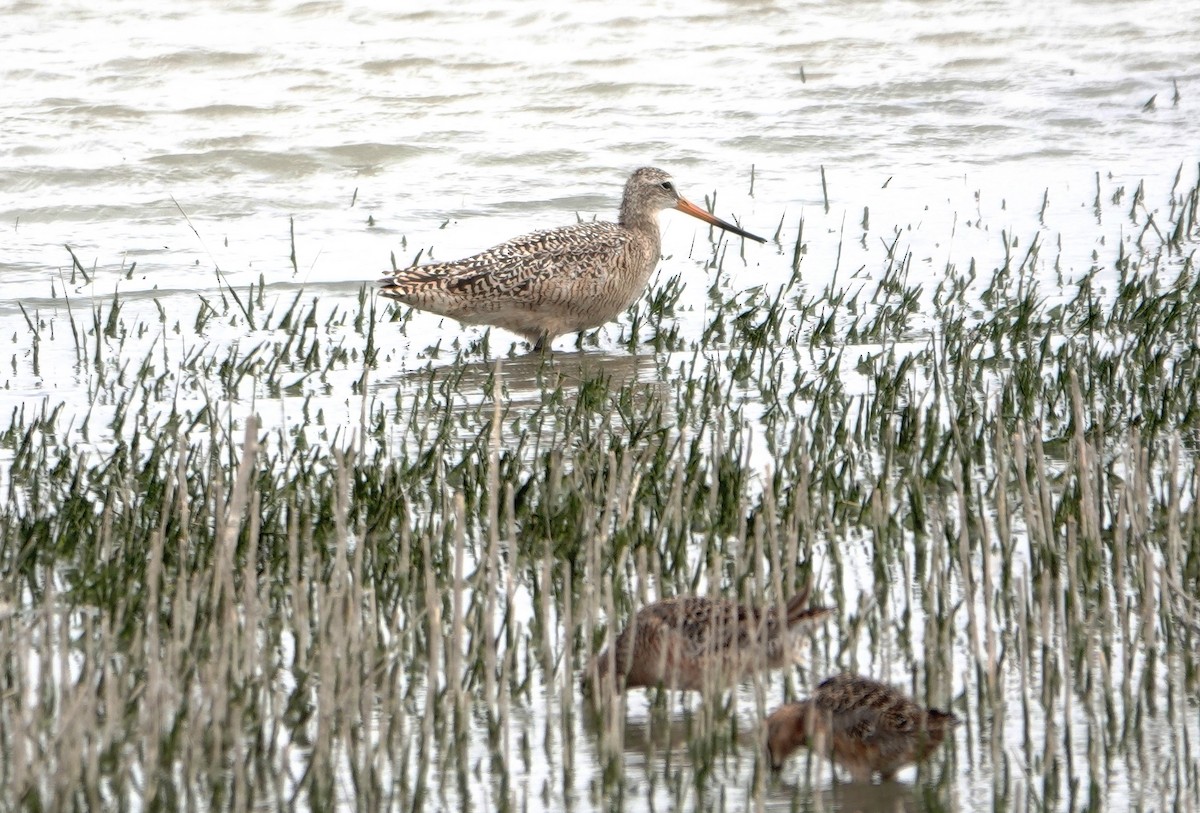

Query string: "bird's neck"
[[618, 206, 660, 237]]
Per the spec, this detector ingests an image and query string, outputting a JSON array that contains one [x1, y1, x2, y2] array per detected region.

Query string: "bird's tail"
[[928, 708, 963, 730], [785, 583, 833, 628]]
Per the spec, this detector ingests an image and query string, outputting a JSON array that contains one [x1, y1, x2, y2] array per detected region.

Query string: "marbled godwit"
[[585, 585, 831, 694], [765, 673, 960, 781], [379, 167, 766, 351]]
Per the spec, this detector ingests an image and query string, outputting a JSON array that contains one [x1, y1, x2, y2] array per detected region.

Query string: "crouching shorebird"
[[585, 585, 831, 695], [378, 167, 766, 351], [765, 673, 960, 782]]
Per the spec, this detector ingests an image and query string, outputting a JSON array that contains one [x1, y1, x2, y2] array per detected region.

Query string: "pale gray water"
[[2, 0, 1199, 810], [5, 0, 1197, 303]]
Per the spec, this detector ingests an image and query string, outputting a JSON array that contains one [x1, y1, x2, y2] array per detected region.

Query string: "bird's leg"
[[530, 333, 550, 354]]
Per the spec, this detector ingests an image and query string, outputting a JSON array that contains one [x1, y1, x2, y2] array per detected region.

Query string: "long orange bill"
[[675, 197, 767, 243]]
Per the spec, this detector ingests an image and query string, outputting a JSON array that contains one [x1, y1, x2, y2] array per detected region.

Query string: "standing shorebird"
[[765, 673, 960, 781], [585, 585, 832, 695], [378, 167, 766, 351]]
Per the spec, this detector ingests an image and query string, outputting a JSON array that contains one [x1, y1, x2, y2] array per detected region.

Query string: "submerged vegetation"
[[1, 167, 1199, 812]]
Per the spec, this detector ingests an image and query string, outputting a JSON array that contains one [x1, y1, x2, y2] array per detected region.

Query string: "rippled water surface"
[[3, 0, 1199, 810], [6, 0, 1197, 303]]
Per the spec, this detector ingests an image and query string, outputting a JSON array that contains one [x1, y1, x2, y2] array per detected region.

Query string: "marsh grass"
[[1, 169, 1199, 812]]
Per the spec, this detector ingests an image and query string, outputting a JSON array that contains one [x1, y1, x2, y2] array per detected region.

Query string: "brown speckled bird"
[[378, 167, 766, 351], [765, 673, 960, 781], [586, 586, 832, 694]]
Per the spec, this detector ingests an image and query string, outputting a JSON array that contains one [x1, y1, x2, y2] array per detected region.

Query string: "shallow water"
[[4, 0, 1197, 444], [2, 0, 1199, 810]]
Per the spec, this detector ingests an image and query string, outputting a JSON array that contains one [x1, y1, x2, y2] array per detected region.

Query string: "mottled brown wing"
[[641, 597, 779, 659], [380, 222, 632, 302], [818, 674, 922, 741], [835, 706, 883, 741]]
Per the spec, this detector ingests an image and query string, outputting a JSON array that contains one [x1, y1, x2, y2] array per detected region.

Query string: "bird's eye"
[[660, 181, 673, 191]]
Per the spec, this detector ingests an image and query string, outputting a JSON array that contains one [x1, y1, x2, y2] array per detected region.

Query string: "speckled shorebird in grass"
[[378, 167, 766, 351], [765, 673, 960, 781], [586, 585, 831, 694]]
